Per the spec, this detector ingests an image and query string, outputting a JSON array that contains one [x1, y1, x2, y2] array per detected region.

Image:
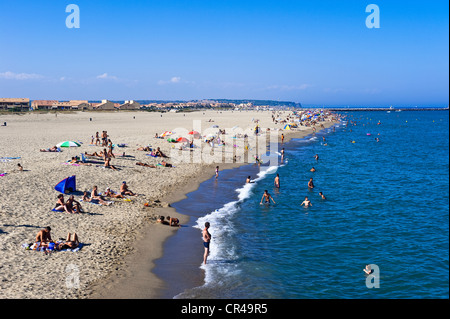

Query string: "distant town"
[[1, 98, 447, 113], [0, 98, 302, 112]]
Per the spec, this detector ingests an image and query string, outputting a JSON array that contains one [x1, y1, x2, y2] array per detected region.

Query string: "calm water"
[[170, 110, 449, 299]]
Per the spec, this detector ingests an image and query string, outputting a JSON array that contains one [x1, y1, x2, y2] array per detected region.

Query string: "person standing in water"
[[301, 196, 312, 208], [202, 222, 212, 264], [274, 174, 280, 189], [260, 190, 276, 205], [308, 178, 315, 189], [215, 166, 219, 179]]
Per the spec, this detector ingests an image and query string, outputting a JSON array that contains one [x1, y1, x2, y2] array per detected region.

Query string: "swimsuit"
[[203, 241, 210, 248]]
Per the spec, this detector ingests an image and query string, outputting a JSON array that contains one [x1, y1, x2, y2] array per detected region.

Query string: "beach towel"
[[146, 154, 158, 157], [80, 198, 113, 205], [22, 242, 83, 252], [0, 157, 21, 159], [0, 173, 7, 177]]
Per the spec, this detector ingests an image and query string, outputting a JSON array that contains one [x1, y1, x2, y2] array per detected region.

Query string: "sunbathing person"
[[54, 194, 70, 213], [155, 147, 168, 158], [120, 181, 136, 196], [104, 157, 118, 170], [56, 233, 79, 251], [35, 226, 53, 248], [104, 187, 125, 198], [66, 195, 82, 213], [40, 146, 59, 152], [85, 151, 101, 157], [90, 186, 111, 205], [137, 146, 152, 151], [136, 162, 156, 168], [69, 156, 92, 166], [160, 160, 173, 167]]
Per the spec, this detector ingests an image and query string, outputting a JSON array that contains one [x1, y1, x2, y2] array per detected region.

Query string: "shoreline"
[[87, 120, 337, 299], [87, 161, 245, 298], [0, 109, 338, 299]]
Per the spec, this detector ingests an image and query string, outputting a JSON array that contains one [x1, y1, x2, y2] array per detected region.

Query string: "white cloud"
[[158, 76, 182, 85], [96, 73, 118, 80], [0, 71, 43, 80]]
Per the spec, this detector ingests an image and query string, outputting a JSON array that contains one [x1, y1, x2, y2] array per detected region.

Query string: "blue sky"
[[0, 0, 448, 106]]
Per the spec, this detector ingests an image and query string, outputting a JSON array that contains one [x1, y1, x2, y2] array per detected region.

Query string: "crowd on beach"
[[200, 109, 340, 265], [7, 109, 342, 287]]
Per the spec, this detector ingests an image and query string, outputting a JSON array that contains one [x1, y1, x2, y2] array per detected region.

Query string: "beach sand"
[[0, 109, 336, 299]]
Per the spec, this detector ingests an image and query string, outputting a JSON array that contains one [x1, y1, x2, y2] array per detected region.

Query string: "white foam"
[[192, 164, 279, 289]]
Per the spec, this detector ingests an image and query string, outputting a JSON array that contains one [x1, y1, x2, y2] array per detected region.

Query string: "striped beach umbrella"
[[56, 141, 81, 147]]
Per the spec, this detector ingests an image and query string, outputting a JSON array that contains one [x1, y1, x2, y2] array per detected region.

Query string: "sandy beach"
[[0, 109, 336, 299]]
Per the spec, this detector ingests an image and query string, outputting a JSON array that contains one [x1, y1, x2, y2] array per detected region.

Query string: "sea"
[[154, 110, 449, 299]]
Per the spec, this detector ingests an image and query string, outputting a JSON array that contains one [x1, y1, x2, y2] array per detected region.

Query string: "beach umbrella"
[[188, 131, 200, 135], [161, 131, 172, 137], [176, 137, 189, 143], [283, 124, 291, 130], [167, 138, 177, 143], [56, 141, 81, 147]]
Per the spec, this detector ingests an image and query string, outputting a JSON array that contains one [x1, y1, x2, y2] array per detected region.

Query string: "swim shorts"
[[203, 241, 210, 249]]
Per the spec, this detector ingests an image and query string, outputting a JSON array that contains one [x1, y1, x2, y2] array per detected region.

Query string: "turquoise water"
[[173, 110, 449, 299]]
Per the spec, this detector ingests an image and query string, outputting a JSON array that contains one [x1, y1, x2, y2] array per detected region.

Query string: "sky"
[[0, 0, 448, 106]]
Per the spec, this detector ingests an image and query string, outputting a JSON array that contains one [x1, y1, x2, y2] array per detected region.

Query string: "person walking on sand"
[[203, 222, 212, 264]]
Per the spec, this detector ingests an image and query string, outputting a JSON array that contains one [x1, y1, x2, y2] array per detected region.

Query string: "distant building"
[[88, 99, 116, 110], [118, 100, 141, 110], [51, 100, 90, 110], [0, 98, 30, 110], [31, 100, 58, 110]]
